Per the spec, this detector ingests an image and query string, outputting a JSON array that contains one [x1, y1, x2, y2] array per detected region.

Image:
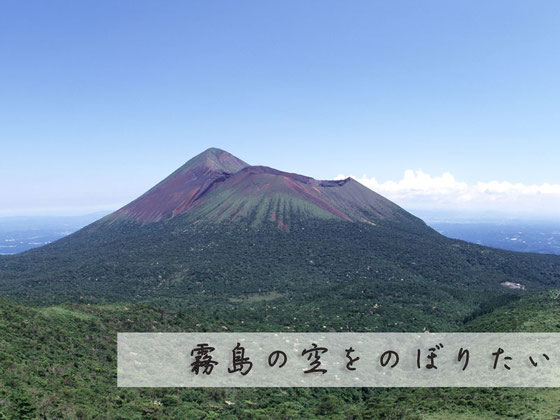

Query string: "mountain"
[[109, 147, 423, 230], [1, 148, 560, 333]]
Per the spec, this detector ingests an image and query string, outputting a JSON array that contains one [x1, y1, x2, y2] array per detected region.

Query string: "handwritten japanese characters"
[[118, 333, 560, 387]]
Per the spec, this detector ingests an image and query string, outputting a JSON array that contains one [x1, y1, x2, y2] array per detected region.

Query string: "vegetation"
[[2, 216, 560, 418], [2, 219, 559, 332], [1, 294, 560, 419]]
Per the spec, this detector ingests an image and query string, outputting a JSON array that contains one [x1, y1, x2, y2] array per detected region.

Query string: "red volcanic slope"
[[112, 148, 418, 227], [113, 148, 249, 222]]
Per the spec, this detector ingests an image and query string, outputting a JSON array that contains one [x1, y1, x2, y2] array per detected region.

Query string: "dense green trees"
[[2, 216, 560, 417], [2, 219, 559, 334], [1, 293, 560, 418]]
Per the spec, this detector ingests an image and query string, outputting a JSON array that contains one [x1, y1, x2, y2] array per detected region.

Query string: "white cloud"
[[335, 170, 560, 218]]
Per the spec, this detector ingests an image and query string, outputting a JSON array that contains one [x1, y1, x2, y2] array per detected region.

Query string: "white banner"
[[118, 333, 560, 387]]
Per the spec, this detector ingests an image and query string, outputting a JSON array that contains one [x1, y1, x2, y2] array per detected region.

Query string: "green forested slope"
[[1, 220, 560, 334]]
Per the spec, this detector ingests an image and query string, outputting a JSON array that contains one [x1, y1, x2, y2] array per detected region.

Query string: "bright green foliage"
[[1, 295, 560, 419]]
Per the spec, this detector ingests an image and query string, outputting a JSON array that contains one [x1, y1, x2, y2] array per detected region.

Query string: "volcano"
[[110, 148, 422, 230], [1, 148, 560, 332]]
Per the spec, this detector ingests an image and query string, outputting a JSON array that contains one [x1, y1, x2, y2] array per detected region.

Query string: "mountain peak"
[[180, 147, 249, 174], [112, 148, 249, 222]]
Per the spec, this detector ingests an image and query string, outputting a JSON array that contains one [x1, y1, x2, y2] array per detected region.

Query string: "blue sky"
[[1, 1, 559, 217]]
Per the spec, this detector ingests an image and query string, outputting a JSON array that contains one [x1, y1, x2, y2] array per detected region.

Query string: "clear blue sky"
[[1, 1, 559, 215]]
